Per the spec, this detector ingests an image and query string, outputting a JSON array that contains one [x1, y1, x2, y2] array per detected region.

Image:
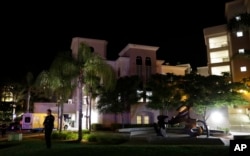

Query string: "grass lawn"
[[0, 138, 229, 156]]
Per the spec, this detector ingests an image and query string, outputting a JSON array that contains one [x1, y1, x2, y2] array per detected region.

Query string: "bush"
[[52, 131, 78, 140], [83, 132, 129, 144]]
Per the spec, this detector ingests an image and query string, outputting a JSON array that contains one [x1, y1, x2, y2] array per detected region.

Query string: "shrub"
[[83, 132, 129, 144], [52, 131, 78, 140]]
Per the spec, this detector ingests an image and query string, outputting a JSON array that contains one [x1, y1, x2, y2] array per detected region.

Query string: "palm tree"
[[25, 72, 34, 112], [36, 51, 78, 132], [75, 42, 116, 141]]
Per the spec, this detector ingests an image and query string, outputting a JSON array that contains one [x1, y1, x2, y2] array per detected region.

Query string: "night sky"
[[0, 0, 233, 84]]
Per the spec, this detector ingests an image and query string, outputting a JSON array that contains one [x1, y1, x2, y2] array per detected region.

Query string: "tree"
[[10, 82, 26, 115], [146, 73, 183, 115], [97, 75, 141, 127], [25, 72, 34, 112], [74, 42, 116, 141], [182, 73, 249, 137], [36, 51, 78, 132]]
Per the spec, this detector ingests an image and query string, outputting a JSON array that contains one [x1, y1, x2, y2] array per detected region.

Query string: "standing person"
[[43, 109, 55, 149]]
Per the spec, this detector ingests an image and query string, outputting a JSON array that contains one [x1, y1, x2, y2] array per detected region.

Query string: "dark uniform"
[[43, 109, 55, 149]]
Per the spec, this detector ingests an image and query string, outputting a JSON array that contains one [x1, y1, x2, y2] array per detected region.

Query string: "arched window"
[[145, 57, 151, 66], [136, 56, 142, 78], [90, 46, 94, 52], [145, 57, 151, 81]]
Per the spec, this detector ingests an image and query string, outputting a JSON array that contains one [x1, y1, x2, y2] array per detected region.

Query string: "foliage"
[[35, 51, 78, 132], [97, 75, 141, 114], [52, 131, 78, 140], [182, 74, 249, 120], [146, 73, 183, 113], [83, 132, 129, 144], [145, 72, 249, 122]]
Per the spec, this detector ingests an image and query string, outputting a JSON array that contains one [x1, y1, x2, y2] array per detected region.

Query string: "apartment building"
[[203, 0, 250, 82], [203, 0, 250, 132]]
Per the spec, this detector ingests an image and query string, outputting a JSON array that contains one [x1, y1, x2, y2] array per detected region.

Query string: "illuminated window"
[[211, 65, 230, 76], [146, 90, 152, 102], [238, 49, 245, 54], [68, 99, 72, 104], [235, 16, 241, 21], [208, 36, 228, 49], [210, 50, 229, 63], [236, 31, 243, 37], [240, 66, 247, 72], [143, 116, 149, 124], [136, 116, 142, 124], [137, 89, 143, 102]]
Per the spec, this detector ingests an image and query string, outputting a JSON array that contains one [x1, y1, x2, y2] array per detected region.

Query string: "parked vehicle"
[[21, 113, 70, 132], [21, 113, 58, 132]]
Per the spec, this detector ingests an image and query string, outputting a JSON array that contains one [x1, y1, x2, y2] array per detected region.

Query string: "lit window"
[[68, 99, 72, 104], [211, 65, 230, 76], [235, 16, 241, 21], [137, 90, 143, 102], [143, 116, 149, 124], [236, 31, 243, 37], [240, 66, 247, 72], [136, 116, 142, 124], [238, 49, 245, 54], [208, 36, 228, 49], [146, 90, 152, 102], [210, 50, 229, 63]]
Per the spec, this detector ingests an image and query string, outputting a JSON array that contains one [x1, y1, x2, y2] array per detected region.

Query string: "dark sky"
[[0, 0, 233, 84]]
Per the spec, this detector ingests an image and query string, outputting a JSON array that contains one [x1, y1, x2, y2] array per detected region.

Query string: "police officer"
[[43, 109, 55, 149]]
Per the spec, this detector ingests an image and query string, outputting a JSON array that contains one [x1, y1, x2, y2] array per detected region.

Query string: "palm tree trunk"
[[26, 89, 31, 112], [59, 101, 64, 132], [85, 101, 89, 130], [77, 74, 83, 142], [89, 95, 92, 132]]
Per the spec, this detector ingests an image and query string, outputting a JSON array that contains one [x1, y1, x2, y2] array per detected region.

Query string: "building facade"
[[69, 37, 192, 129], [203, 0, 250, 132], [203, 0, 250, 82]]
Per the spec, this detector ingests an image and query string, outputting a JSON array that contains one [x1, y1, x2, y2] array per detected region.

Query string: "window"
[[146, 90, 152, 102], [208, 36, 228, 49], [137, 115, 150, 124], [68, 99, 72, 104], [136, 116, 142, 124], [211, 65, 230, 76], [136, 56, 142, 78], [137, 89, 143, 102], [210, 50, 229, 63], [240, 66, 247, 72], [24, 117, 31, 123], [236, 31, 243, 37], [238, 49, 245, 54], [145, 57, 152, 81], [143, 116, 149, 124], [136, 56, 142, 65], [235, 16, 241, 21]]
